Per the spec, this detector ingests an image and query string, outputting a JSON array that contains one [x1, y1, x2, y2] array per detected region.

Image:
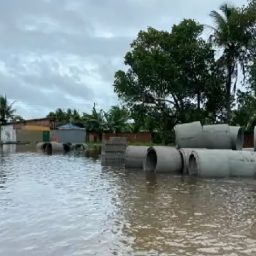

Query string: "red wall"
[[102, 132, 152, 143]]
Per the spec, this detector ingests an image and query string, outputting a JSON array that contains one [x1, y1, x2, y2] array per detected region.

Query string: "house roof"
[[57, 123, 85, 130]]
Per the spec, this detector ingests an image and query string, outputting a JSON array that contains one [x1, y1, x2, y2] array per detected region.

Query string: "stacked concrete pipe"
[[174, 121, 204, 148], [125, 146, 149, 169], [143, 146, 182, 173], [229, 126, 244, 150], [188, 149, 256, 178], [174, 122, 244, 150]]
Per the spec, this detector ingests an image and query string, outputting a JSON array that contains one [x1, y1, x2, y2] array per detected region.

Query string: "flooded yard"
[[1, 145, 256, 255]]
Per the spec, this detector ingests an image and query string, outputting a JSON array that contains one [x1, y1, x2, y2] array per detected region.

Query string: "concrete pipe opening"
[[144, 146, 182, 173], [229, 126, 244, 150], [188, 153, 199, 176], [179, 148, 199, 175], [235, 128, 244, 150], [36, 142, 48, 153], [144, 148, 157, 172], [45, 143, 52, 155], [63, 143, 71, 153]]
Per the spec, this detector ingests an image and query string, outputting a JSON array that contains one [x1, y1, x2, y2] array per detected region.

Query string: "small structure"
[[101, 137, 128, 166], [50, 123, 86, 144], [1, 124, 16, 143]]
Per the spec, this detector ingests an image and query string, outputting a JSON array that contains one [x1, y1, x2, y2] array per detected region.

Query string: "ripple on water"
[[0, 150, 256, 255]]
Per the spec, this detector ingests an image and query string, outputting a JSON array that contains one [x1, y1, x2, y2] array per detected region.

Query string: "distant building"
[[51, 123, 86, 144], [0, 117, 57, 143], [1, 118, 86, 144]]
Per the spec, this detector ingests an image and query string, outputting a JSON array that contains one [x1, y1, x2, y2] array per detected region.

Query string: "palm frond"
[[210, 10, 227, 30]]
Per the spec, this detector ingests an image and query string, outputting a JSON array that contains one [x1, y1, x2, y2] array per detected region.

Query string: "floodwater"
[[1, 145, 256, 255]]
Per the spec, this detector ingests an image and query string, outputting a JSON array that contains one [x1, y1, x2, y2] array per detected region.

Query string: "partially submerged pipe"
[[36, 142, 48, 152], [45, 142, 71, 155], [174, 121, 204, 148], [144, 146, 182, 173], [179, 148, 200, 175], [188, 149, 256, 178], [125, 146, 149, 169]]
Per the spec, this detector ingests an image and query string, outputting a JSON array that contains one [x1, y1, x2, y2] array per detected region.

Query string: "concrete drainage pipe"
[[125, 146, 149, 169], [174, 121, 204, 148], [203, 124, 232, 149], [229, 126, 244, 150], [36, 142, 48, 152], [45, 142, 68, 155], [188, 149, 256, 178], [179, 148, 202, 175], [144, 146, 182, 173]]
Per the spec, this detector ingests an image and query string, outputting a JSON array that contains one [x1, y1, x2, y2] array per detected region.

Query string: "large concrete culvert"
[[202, 124, 232, 149], [36, 142, 48, 153], [144, 147, 157, 172], [144, 146, 182, 173], [174, 121, 204, 148], [229, 126, 244, 150], [124, 146, 149, 169], [179, 148, 200, 175], [188, 149, 256, 178], [174, 122, 244, 150], [45, 142, 66, 155]]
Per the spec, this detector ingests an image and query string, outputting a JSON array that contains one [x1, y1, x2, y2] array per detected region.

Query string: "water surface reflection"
[[0, 145, 256, 255]]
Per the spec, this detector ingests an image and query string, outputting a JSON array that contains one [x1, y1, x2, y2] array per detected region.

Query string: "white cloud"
[[0, 0, 248, 118]]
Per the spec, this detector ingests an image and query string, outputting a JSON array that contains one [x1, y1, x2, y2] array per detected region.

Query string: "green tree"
[[0, 95, 16, 124], [232, 90, 256, 131], [209, 3, 256, 122], [104, 106, 131, 133], [83, 103, 107, 133], [47, 108, 82, 124], [113, 19, 224, 143]]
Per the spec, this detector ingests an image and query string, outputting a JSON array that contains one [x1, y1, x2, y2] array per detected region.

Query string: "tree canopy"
[[209, 2, 256, 122], [113, 19, 226, 143]]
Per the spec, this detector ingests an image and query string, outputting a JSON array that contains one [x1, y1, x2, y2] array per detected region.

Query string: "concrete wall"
[[50, 129, 86, 143], [16, 130, 43, 143], [1, 125, 16, 142]]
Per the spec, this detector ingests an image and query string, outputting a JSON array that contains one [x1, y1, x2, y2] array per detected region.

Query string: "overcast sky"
[[0, 0, 248, 119]]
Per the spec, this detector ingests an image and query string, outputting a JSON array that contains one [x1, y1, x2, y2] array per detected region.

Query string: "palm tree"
[[0, 95, 15, 124], [83, 103, 107, 133], [209, 3, 254, 123], [104, 106, 131, 133]]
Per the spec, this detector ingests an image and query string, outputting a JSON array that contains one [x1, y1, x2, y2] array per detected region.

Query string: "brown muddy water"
[[1, 145, 256, 255]]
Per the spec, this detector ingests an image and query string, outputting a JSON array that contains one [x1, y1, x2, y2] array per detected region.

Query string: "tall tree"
[[0, 95, 15, 124], [113, 19, 224, 143], [47, 108, 82, 124], [82, 103, 107, 133], [209, 3, 256, 122]]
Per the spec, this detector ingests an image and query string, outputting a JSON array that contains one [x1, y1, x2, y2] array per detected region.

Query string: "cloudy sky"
[[0, 0, 247, 119]]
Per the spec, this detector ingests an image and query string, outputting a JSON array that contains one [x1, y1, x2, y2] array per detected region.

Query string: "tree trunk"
[[197, 92, 201, 110], [226, 65, 233, 124]]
